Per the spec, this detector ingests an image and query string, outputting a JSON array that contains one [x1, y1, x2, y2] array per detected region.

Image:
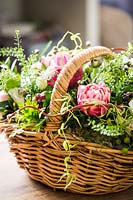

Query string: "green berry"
[[115, 138, 121, 145], [122, 147, 129, 154], [124, 137, 130, 144]]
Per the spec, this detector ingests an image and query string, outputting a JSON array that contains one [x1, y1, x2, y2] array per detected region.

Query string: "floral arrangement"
[[0, 30, 133, 153]]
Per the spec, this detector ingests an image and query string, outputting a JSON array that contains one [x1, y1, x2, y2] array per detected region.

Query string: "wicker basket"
[[2, 46, 133, 195]]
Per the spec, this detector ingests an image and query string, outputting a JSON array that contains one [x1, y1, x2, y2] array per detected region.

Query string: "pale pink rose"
[[50, 52, 71, 66], [77, 81, 110, 116], [41, 52, 70, 68], [41, 56, 50, 67], [0, 90, 8, 102], [41, 52, 82, 87]]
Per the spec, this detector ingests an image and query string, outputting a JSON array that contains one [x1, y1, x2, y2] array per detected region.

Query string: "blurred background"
[[0, 0, 132, 54]]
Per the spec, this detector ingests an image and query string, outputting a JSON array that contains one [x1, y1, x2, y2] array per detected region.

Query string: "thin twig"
[[5, 102, 124, 122]]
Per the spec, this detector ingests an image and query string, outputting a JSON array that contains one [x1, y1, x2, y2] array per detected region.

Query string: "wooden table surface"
[[0, 134, 133, 200]]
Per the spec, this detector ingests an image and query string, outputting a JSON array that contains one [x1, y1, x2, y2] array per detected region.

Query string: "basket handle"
[[46, 46, 112, 130]]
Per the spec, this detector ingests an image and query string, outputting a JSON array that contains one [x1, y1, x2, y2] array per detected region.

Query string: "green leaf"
[[63, 140, 70, 151], [5, 78, 20, 91], [64, 174, 76, 190]]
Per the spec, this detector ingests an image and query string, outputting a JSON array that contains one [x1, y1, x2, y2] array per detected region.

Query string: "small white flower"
[[0, 64, 8, 69], [122, 55, 130, 64], [36, 76, 47, 90], [41, 66, 55, 80], [130, 58, 133, 66]]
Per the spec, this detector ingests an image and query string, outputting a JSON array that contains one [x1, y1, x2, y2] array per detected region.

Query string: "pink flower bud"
[[0, 90, 8, 102]]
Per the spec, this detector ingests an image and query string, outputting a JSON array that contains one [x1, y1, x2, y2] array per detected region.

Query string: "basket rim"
[[2, 122, 133, 155]]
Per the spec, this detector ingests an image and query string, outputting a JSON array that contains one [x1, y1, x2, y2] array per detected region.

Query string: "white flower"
[[41, 66, 55, 80], [122, 55, 130, 64], [0, 64, 8, 69], [36, 76, 47, 90], [130, 58, 133, 66]]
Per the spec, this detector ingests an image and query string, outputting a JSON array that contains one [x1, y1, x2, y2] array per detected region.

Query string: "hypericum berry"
[[35, 93, 41, 101], [34, 49, 40, 54], [122, 147, 129, 154], [122, 65, 128, 70], [25, 94, 32, 101], [35, 93, 45, 102], [115, 138, 121, 145], [91, 58, 102, 68], [122, 92, 132, 102], [124, 137, 130, 144]]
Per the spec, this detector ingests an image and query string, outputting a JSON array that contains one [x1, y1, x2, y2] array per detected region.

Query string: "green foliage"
[[0, 30, 39, 93], [0, 30, 39, 68], [81, 43, 133, 105], [60, 42, 133, 149], [87, 105, 132, 137], [14, 99, 45, 131], [0, 67, 20, 91]]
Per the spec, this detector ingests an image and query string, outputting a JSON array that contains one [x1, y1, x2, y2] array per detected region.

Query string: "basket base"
[[1, 139, 133, 200], [2, 123, 133, 195], [8, 132, 133, 195]]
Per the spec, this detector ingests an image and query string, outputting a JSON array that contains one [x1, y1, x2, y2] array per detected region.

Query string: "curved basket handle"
[[46, 46, 112, 130]]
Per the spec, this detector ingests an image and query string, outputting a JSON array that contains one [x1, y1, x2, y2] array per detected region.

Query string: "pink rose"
[[41, 52, 82, 87], [0, 90, 8, 102], [77, 81, 110, 116], [41, 52, 70, 68], [51, 52, 71, 66]]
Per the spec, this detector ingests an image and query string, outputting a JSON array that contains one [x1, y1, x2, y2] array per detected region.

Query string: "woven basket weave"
[[2, 46, 133, 195]]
